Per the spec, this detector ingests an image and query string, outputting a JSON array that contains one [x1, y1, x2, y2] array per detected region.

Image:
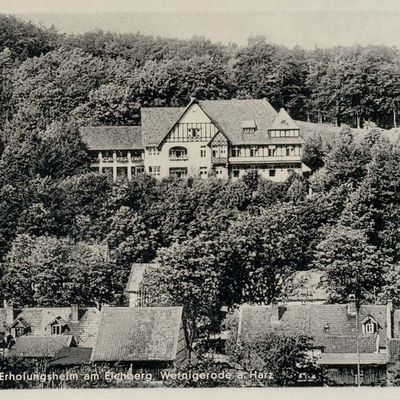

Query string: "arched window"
[[169, 147, 188, 160]]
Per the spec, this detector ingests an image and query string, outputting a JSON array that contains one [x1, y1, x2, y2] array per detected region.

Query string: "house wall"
[[323, 365, 387, 386]]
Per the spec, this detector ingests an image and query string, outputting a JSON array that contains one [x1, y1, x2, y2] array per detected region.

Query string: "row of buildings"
[[80, 98, 311, 182], [1, 264, 400, 386]]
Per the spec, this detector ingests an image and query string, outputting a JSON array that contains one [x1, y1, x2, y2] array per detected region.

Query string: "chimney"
[[387, 300, 393, 340], [347, 294, 357, 317], [270, 301, 281, 328], [4, 300, 15, 326], [70, 304, 79, 323]]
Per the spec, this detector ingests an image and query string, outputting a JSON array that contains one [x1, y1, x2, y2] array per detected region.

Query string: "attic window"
[[15, 327, 25, 337], [188, 128, 201, 139], [364, 322, 375, 334], [362, 317, 377, 334], [280, 119, 289, 126], [52, 324, 62, 335], [242, 120, 257, 134]]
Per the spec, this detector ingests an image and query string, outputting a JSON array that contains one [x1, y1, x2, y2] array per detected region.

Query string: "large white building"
[[80, 98, 311, 181]]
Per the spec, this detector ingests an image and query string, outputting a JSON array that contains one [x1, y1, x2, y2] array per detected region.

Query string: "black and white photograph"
[[0, 0, 400, 398]]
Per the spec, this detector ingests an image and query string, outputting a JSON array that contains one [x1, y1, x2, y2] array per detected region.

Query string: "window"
[[243, 128, 256, 134], [148, 147, 159, 156], [169, 167, 187, 178], [269, 170, 276, 177], [231, 147, 241, 157], [268, 148, 275, 157], [233, 169, 240, 178], [250, 146, 258, 157], [365, 323, 375, 334], [15, 327, 25, 337], [169, 147, 188, 160], [200, 146, 206, 157], [286, 147, 290, 156], [188, 127, 201, 140], [148, 166, 161, 176], [52, 324, 62, 335], [199, 167, 208, 178]]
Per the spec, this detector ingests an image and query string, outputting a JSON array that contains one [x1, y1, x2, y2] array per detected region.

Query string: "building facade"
[[81, 98, 311, 182]]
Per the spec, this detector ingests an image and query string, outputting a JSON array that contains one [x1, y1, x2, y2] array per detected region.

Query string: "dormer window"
[[361, 316, 377, 334], [52, 324, 62, 335], [48, 316, 68, 335], [365, 322, 375, 334], [242, 120, 257, 134], [15, 327, 25, 337]]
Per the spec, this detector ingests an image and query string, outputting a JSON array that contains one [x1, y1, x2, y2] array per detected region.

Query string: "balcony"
[[102, 157, 114, 163], [229, 155, 302, 164], [169, 156, 188, 161], [116, 157, 128, 163], [212, 156, 229, 165]]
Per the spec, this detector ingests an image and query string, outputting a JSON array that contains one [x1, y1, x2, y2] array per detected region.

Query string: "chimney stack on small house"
[[4, 300, 15, 326], [70, 304, 79, 323], [387, 300, 393, 340], [347, 294, 357, 317], [270, 300, 281, 328]]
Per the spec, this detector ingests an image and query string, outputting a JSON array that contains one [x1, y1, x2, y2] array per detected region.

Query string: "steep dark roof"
[[80, 126, 142, 150], [9, 335, 74, 358], [239, 304, 388, 349], [91, 306, 183, 362], [126, 263, 158, 292], [48, 347, 92, 366]]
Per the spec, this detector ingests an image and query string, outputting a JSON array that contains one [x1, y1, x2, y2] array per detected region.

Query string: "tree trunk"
[[393, 107, 397, 129], [356, 114, 360, 129]]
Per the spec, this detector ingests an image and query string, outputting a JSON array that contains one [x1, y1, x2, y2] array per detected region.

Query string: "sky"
[[1, 0, 400, 48]]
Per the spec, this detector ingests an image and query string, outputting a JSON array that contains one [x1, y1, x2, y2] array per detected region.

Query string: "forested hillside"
[[0, 15, 399, 346]]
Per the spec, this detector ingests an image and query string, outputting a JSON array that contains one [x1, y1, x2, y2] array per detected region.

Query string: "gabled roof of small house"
[[48, 347, 92, 366], [8, 335, 74, 358], [141, 99, 304, 147], [126, 263, 159, 292], [91, 306, 184, 362], [239, 304, 388, 349], [48, 316, 68, 327], [9, 316, 30, 329], [80, 126, 143, 151]]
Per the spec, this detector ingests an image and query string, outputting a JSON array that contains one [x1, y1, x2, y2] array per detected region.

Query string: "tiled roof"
[[323, 335, 377, 353], [270, 109, 299, 130], [80, 126, 143, 150], [239, 304, 388, 349], [317, 353, 387, 365], [48, 347, 92, 366], [199, 99, 279, 145], [141, 99, 303, 147], [91, 306, 183, 362], [141, 107, 183, 146], [68, 308, 101, 347], [0, 307, 100, 346], [9, 335, 74, 358], [126, 263, 158, 292]]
